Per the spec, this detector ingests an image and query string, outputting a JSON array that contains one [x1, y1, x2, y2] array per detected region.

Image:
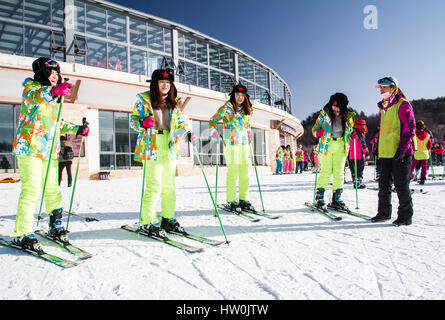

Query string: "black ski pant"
[[348, 158, 364, 181], [377, 155, 413, 221], [59, 161, 73, 186]]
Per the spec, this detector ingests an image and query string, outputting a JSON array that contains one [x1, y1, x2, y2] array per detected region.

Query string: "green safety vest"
[[414, 133, 430, 160], [378, 98, 406, 158]]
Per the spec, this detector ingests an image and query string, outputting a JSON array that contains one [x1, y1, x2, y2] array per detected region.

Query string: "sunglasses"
[[45, 60, 60, 69], [377, 77, 396, 85]]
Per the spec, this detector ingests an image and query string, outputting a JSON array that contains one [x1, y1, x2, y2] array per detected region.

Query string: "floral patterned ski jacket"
[[130, 91, 190, 161], [209, 101, 251, 146], [12, 78, 79, 160]]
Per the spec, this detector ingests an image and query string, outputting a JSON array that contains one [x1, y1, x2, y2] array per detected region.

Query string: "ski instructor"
[[130, 68, 196, 237], [209, 84, 255, 213], [312, 92, 355, 209], [370, 76, 416, 226], [11, 57, 89, 251]]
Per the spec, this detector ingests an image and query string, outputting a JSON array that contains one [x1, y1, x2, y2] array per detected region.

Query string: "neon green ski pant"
[[11, 155, 62, 237], [140, 133, 177, 225], [224, 145, 250, 203], [316, 138, 348, 191]]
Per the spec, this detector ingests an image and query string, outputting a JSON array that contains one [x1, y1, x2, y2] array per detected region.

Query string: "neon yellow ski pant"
[[11, 155, 62, 237], [140, 133, 177, 225], [316, 138, 348, 191], [224, 145, 250, 203]]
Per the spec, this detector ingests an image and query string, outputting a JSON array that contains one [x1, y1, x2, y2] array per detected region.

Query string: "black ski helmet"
[[32, 57, 61, 86]]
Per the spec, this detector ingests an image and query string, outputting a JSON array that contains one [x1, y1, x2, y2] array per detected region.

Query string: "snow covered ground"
[[1, 165, 445, 300]]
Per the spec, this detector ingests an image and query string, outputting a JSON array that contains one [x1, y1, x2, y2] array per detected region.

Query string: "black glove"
[[394, 150, 407, 162], [76, 118, 89, 137]]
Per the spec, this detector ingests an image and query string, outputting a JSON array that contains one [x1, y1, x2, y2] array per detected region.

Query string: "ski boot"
[[226, 201, 243, 213], [357, 178, 366, 189], [315, 188, 326, 209], [418, 177, 426, 185], [12, 233, 43, 253], [142, 222, 167, 238], [161, 217, 185, 233], [330, 188, 348, 210], [239, 200, 256, 213], [48, 208, 69, 243]]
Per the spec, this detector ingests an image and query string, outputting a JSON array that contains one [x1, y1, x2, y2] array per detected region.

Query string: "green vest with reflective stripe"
[[414, 133, 430, 160], [378, 98, 405, 158]]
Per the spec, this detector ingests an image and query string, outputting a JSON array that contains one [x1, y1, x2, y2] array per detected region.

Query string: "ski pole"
[[66, 117, 88, 232], [63, 211, 98, 222], [192, 142, 230, 245], [312, 154, 319, 206], [138, 129, 150, 231], [215, 137, 219, 206], [428, 150, 435, 180], [353, 138, 359, 209], [249, 142, 266, 213], [37, 78, 69, 226]]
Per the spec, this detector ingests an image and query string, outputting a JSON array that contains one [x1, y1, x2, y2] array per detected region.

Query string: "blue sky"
[[113, 0, 445, 120]]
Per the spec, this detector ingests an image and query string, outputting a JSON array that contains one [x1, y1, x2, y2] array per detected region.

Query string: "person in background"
[[410, 120, 432, 185], [58, 135, 74, 187], [303, 150, 308, 171], [348, 119, 369, 188], [283, 145, 292, 173], [370, 131, 381, 181], [434, 143, 444, 166], [370, 76, 416, 226], [275, 145, 284, 174], [295, 145, 304, 174]]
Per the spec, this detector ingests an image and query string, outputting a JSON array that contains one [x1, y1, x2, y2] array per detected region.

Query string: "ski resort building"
[[0, 0, 303, 180]]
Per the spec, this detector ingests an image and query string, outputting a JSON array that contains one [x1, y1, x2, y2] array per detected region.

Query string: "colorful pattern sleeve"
[[209, 101, 250, 146], [12, 78, 79, 160], [131, 92, 190, 161]]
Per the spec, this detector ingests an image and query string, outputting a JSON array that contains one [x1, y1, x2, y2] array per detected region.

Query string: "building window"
[[0, 104, 20, 173], [210, 70, 235, 94], [192, 120, 224, 166], [0, 0, 24, 20], [129, 17, 147, 47], [192, 120, 267, 166], [85, 37, 107, 68], [107, 10, 127, 43], [85, 3, 106, 38], [252, 128, 267, 166], [108, 42, 127, 72], [209, 45, 234, 73], [99, 111, 140, 170], [0, 22, 23, 56]]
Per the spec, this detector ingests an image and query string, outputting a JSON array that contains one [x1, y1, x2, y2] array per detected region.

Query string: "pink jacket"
[[349, 130, 369, 160]]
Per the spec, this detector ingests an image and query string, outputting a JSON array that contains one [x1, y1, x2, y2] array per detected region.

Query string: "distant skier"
[[434, 143, 444, 166], [283, 145, 292, 173], [370, 76, 416, 226], [410, 120, 432, 185], [58, 135, 74, 187], [209, 84, 255, 213], [130, 68, 197, 236], [10, 57, 88, 251], [311, 92, 355, 209], [370, 131, 381, 180], [275, 145, 284, 174], [348, 119, 369, 188], [295, 146, 304, 173]]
